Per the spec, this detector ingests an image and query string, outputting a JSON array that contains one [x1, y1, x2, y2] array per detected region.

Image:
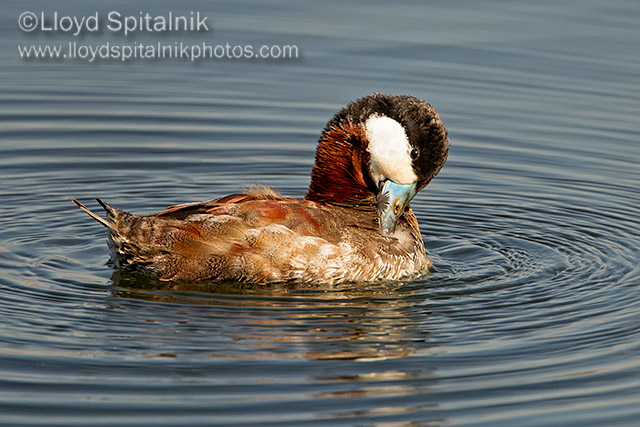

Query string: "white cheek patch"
[[364, 114, 417, 185]]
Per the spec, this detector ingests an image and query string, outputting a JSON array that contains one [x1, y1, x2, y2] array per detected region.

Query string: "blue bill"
[[377, 180, 417, 234]]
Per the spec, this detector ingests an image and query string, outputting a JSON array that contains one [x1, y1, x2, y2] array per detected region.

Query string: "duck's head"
[[305, 93, 449, 234]]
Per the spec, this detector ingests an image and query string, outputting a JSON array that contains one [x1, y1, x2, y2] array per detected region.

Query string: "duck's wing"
[[72, 188, 347, 283], [153, 186, 296, 220]]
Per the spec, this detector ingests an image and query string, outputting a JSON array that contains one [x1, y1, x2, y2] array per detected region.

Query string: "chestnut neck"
[[305, 122, 377, 209]]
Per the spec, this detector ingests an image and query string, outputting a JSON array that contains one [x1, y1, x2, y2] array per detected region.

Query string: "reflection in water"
[[107, 272, 446, 422], [110, 270, 432, 361]]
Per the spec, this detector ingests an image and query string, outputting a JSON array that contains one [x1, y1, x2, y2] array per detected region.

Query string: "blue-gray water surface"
[[1, 1, 639, 425]]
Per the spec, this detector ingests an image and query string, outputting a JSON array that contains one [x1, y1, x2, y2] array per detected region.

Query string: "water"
[[1, 0, 639, 425]]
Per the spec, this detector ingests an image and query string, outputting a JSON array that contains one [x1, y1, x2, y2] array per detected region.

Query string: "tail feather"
[[72, 198, 116, 230]]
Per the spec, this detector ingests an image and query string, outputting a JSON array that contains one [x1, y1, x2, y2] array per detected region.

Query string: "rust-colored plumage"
[[306, 122, 375, 207], [73, 94, 449, 284]]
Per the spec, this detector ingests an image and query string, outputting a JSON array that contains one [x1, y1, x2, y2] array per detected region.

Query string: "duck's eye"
[[410, 148, 419, 160]]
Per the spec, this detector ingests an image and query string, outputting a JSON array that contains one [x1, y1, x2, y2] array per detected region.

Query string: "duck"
[[72, 93, 449, 284]]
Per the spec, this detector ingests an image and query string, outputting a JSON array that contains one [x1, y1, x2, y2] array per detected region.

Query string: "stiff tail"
[[72, 198, 117, 230]]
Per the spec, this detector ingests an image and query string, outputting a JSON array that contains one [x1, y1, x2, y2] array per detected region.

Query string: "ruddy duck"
[[73, 93, 449, 284]]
